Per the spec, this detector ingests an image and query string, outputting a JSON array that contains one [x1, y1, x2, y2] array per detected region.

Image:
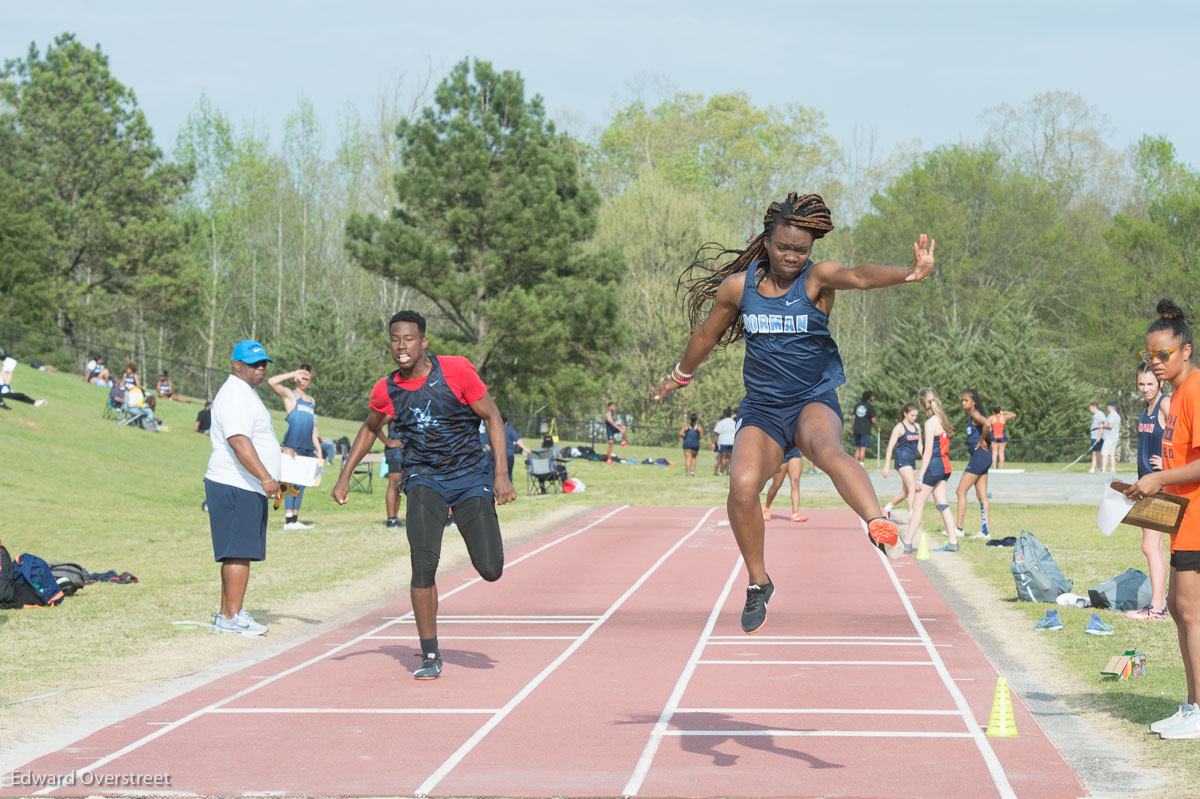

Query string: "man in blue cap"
[[203, 339, 281, 635]]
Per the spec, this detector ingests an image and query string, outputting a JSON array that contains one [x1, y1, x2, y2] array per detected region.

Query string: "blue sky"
[[3, 1, 1199, 166]]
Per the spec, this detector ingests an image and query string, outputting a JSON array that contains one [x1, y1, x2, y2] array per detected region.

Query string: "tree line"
[[3, 35, 1198, 455]]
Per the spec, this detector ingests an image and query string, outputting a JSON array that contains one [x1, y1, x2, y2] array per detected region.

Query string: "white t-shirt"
[[206, 374, 282, 494], [713, 417, 737, 447]]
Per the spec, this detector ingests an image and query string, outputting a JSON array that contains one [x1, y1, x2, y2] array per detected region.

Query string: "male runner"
[[604, 401, 627, 464], [333, 311, 515, 679]]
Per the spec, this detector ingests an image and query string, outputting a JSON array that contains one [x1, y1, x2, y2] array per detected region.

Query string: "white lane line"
[[662, 730, 973, 738], [708, 635, 920, 640], [674, 708, 961, 715], [416, 619, 594, 624], [366, 635, 580, 641], [622, 552, 743, 797], [435, 614, 600, 620], [873, 547, 1017, 799], [705, 641, 926, 647], [27, 505, 632, 796], [207, 708, 499, 714], [414, 506, 721, 797], [696, 660, 936, 666]]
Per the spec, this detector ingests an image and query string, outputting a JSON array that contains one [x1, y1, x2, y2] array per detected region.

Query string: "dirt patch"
[[923, 552, 1171, 798], [0, 504, 592, 776]]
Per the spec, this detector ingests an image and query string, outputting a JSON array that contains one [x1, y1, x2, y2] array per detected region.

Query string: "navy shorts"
[[204, 479, 268, 562], [1090, 438, 1103, 452], [964, 447, 992, 476], [922, 467, 950, 487], [718, 444, 733, 454], [1171, 550, 1200, 572], [406, 468, 494, 507], [737, 391, 842, 454], [385, 446, 404, 474], [993, 435, 1007, 443], [853, 433, 871, 448], [894, 457, 916, 470]]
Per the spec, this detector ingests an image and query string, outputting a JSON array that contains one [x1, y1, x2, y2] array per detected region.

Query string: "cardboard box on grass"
[[1101, 650, 1146, 680]]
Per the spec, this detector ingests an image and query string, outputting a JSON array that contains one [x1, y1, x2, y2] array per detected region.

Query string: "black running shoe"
[[741, 580, 775, 634], [414, 653, 443, 680]]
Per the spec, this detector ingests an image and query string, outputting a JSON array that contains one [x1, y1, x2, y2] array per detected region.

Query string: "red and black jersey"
[[369, 355, 488, 482]]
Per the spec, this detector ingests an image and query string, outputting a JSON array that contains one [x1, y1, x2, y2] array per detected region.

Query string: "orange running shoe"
[[762, 508, 771, 522], [867, 517, 899, 549], [791, 513, 808, 523]]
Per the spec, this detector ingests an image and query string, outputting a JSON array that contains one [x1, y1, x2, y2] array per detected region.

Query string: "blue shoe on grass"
[[1085, 613, 1114, 636], [1034, 609, 1063, 631]]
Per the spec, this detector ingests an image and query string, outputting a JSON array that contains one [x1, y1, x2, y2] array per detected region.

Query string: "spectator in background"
[[1088, 401, 1106, 473], [679, 412, 704, 476], [1102, 400, 1121, 474], [0, 350, 47, 409], [85, 355, 112, 386], [604, 402, 627, 464], [156, 371, 189, 403], [268, 364, 321, 531], [501, 413, 532, 477], [379, 414, 405, 529], [711, 407, 736, 476], [204, 339, 281, 637], [851, 390, 880, 464], [539, 435, 569, 482], [318, 435, 336, 463], [194, 401, 213, 433]]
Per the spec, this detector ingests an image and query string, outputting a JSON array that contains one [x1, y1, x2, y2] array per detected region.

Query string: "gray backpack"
[[1010, 530, 1072, 602], [1088, 568, 1151, 611]]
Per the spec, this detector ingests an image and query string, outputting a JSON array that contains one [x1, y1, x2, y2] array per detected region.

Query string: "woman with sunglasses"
[[1128, 362, 1171, 621], [1124, 300, 1200, 738]]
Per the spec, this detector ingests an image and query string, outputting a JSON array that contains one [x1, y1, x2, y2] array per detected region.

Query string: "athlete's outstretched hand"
[[652, 376, 683, 402], [906, 234, 935, 282]]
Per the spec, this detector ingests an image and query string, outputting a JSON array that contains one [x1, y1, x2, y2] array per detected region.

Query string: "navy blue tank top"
[[682, 425, 701, 449], [965, 419, 982, 452], [740, 261, 845, 404], [282, 395, 316, 453], [380, 355, 487, 482], [894, 422, 920, 465], [1137, 395, 1166, 478]]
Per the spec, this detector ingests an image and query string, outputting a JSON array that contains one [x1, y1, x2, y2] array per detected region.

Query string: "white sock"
[[883, 503, 893, 512]]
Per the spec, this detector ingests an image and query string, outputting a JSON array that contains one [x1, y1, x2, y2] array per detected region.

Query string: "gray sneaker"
[[414, 652, 443, 680], [212, 609, 268, 636]]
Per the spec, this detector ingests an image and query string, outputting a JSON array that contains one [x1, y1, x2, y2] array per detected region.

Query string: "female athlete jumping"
[[653, 192, 934, 633]]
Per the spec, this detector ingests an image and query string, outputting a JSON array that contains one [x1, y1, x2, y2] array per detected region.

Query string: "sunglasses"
[[1140, 347, 1181, 364]]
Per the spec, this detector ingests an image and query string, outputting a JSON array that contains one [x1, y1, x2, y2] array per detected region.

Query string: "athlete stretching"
[[333, 311, 515, 679], [654, 192, 934, 633]]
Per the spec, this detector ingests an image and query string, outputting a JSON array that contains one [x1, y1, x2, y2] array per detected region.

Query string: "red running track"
[[1, 506, 1086, 798]]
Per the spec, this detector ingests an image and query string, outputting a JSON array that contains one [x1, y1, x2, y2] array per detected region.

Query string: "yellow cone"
[[916, 530, 930, 561], [986, 676, 1018, 737]]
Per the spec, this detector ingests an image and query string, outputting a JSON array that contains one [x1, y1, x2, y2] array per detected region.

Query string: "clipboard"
[[279, 455, 323, 487], [1109, 481, 1190, 534]]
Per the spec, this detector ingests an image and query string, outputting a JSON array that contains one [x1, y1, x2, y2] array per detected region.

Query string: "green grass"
[[953, 504, 1197, 789], [0, 368, 1191, 791]]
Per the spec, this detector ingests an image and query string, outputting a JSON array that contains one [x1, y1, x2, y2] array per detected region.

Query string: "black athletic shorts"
[[385, 446, 404, 475], [1171, 550, 1200, 572]]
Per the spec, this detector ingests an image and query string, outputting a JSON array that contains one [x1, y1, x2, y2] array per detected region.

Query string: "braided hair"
[[1147, 299, 1193, 354], [680, 192, 835, 344]]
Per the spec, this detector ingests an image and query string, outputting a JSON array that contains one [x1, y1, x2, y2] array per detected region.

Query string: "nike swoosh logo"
[[427, 380, 440, 387], [784, 298, 804, 306]]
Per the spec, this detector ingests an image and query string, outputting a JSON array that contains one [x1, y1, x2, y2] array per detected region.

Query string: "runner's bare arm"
[[471, 391, 516, 505], [810, 235, 936, 292], [653, 272, 745, 400]]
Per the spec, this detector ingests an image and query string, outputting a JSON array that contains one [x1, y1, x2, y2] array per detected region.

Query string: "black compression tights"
[[406, 485, 504, 589]]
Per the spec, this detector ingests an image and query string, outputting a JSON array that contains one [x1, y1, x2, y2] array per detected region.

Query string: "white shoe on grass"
[[283, 521, 314, 531], [1153, 704, 1197, 734], [1159, 706, 1200, 738], [212, 609, 268, 636]]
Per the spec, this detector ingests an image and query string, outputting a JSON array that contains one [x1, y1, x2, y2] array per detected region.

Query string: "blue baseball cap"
[[231, 339, 273, 365]]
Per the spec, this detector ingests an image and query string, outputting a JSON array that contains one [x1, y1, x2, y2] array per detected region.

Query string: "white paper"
[[1097, 476, 1134, 536], [279, 454, 322, 487]]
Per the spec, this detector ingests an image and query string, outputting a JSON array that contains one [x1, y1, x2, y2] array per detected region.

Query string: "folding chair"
[[348, 452, 378, 493], [526, 449, 565, 495]]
